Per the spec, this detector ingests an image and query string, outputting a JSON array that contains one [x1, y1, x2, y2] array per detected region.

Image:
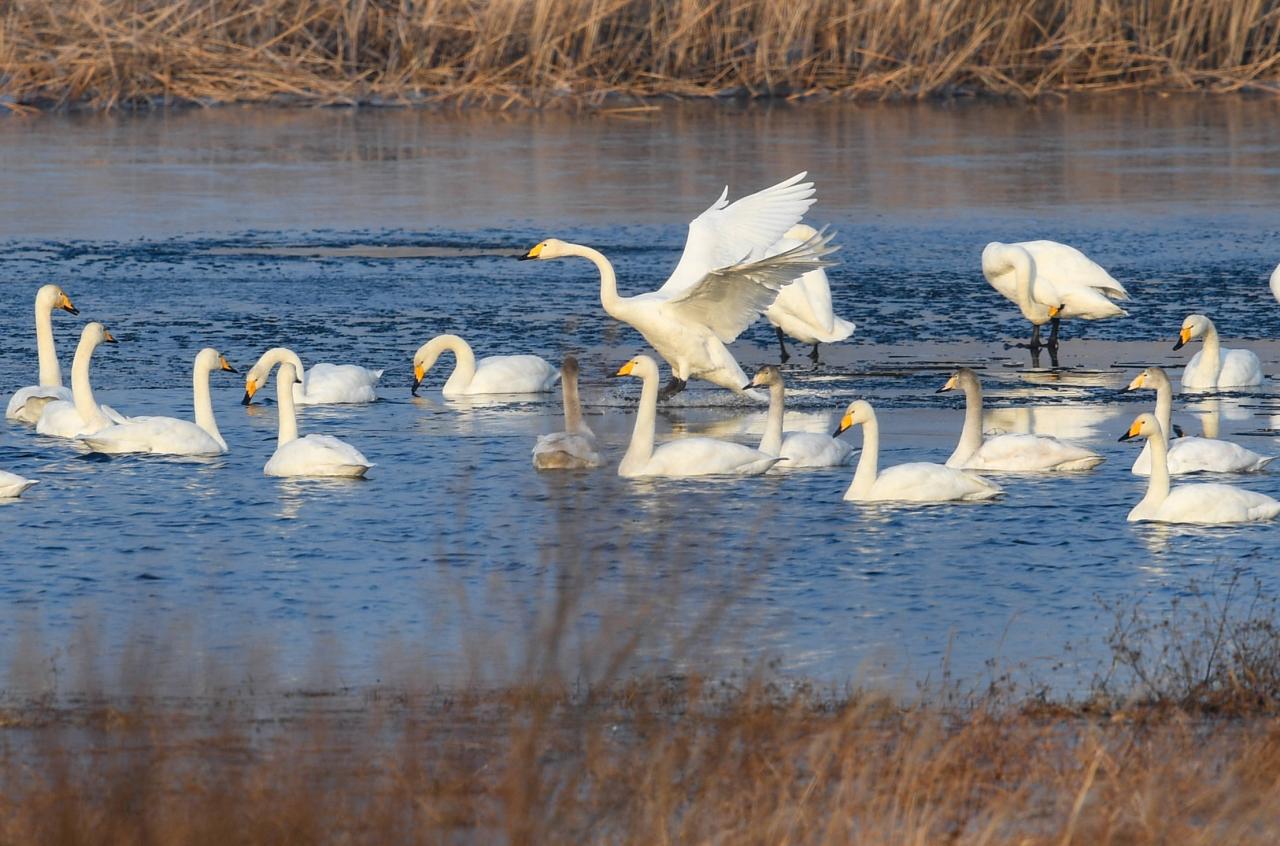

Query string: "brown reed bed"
[[2, 0, 1279, 112]]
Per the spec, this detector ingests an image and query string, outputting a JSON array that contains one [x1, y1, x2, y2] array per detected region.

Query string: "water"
[[1, 97, 1279, 693]]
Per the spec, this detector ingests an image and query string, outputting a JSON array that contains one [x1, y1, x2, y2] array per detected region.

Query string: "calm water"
[[2, 98, 1279, 693]]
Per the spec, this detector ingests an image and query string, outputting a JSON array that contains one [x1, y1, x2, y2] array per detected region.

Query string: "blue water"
[[1, 99, 1279, 694]]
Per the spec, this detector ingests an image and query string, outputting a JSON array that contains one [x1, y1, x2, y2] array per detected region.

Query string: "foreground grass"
[[3, 0, 1280, 111]]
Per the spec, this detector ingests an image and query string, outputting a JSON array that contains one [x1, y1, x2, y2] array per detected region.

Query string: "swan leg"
[[808, 343, 821, 363], [1047, 317, 1061, 352], [775, 327, 791, 363], [1028, 324, 1043, 350], [658, 376, 687, 402]]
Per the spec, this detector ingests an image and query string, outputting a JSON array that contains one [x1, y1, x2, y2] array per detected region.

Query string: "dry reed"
[[2, 0, 1279, 111]]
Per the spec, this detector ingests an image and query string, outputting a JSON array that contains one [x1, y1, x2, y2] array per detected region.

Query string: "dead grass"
[[2, 0, 1280, 111]]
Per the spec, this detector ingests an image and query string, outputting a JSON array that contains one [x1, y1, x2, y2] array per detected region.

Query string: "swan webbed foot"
[[657, 376, 687, 402], [775, 327, 790, 364], [808, 343, 820, 363]]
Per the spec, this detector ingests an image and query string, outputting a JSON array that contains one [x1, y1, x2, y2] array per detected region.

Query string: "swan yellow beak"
[[1126, 372, 1146, 391], [1118, 419, 1143, 442], [57, 292, 79, 315], [520, 243, 544, 261], [614, 360, 637, 377], [102, 329, 117, 344], [1174, 326, 1192, 350], [832, 411, 854, 437], [1048, 304, 1062, 318], [242, 378, 258, 406], [219, 355, 238, 374], [936, 374, 958, 393], [412, 362, 427, 396]]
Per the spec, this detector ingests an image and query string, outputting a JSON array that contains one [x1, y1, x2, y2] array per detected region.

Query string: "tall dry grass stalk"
[[1, 0, 1279, 111]]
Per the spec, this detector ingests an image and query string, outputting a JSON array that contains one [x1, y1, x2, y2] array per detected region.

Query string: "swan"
[[745, 365, 854, 468], [983, 241, 1128, 350], [1118, 413, 1280, 524], [1271, 262, 1280, 304], [1125, 367, 1273, 475], [5, 284, 79, 423], [763, 224, 855, 363], [80, 349, 238, 456], [412, 334, 558, 397], [35, 322, 126, 439], [264, 363, 373, 478], [242, 348, 381, 406], [833, 400, 1002, 503], [938, 368, 1104, 472], [0, 470, 37, 498], [612, 355, 780, 478], [1174, 314, 1263, 390], [521, 172, 835, 400], [532, 356, 602, 470]]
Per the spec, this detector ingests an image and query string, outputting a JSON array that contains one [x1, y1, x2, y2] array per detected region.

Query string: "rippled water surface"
[[2, 98, 1279, 690]]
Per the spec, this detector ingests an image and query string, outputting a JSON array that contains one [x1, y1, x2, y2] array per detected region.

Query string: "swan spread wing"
[[659, 172, 816, 297], [661, 229, 837, 344]]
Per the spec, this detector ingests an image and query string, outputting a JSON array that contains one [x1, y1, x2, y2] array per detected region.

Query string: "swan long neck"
[[192, 358, 225, 449], [1153, 379, 1173, 440], [621, 365, 658, 472], [35, 298, 62, 387], [564, 244, 625, 318], [277, 365, 299, 448], [1201, 323, 1222, 381], [1011, 249, 1048, 324], [562, 367, 585, 434], [422, 335, 476, 394], [846, 412, 880, 498], [70, 333, 107, 428], [1139, 426, 1172, 511], [759, 381, 785, 456], [949, 376, 984, 466]]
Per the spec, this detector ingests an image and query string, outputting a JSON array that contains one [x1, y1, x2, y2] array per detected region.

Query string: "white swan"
[[412, 334, 558, 398], [264, 364, 373, 478], [939, 368, 1104, 472], [1271, 262, 1280, 304], [983, 241, 1128, 350], [5, 284, 79, 423], [834, 400, 1002, 503], [0, 470, 37, 498], [80, 349, 238, 456], [763, 224, 855, 363], [745, 365, 853, 468], [613, 355, 780, 478], [522, 173, 835, 400], [1174, 314, 1263, 390], [532, 356, 602, 470], [1126, 367, 1273, 475], [242, 348, 381, 406], [1119, 413, 1280, 524], [35, 323, 126, 439]]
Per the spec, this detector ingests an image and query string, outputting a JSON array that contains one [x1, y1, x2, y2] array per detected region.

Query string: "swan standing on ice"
[[612, 355, 779, 478], [983, 241, 1128, 351], [80, 349, 238, 456], [763, 224, 855, 363], [833, 400, 1001, 503], [1174, 314, 1263, 390], [0, 471, 37, 498], [6, 284, 79, 423], [938, 368, 1103, 472], [412, 334, 558, 398], [521, 173, 835, 400], [1119, 413, 1280, 524], [264, 364, 373, 478], [242, 348, 381, 406], [1126, 367, 1272, 475], [745, 365, 853, 468], [532, 356, 602, 470], [35, 322, 125, 439]]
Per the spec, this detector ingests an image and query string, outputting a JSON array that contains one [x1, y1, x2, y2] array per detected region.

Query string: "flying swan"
[[6, 284, 79, 423]]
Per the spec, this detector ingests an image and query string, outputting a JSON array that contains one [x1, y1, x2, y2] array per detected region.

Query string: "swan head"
[[411, 335, 467, 395], [37, 284, 78, 316], [936, 367, 978, 394], [783, 224, 819, 242], [745, 365, 782, 391], [611, 355, 659, 381], [981, 242, 1022, 279], [1175, 314, 1212, 350], [81, 322, 117, 346], [243, 348, 303, 405], [196, 347, 238, 376], [832, 400, 874, 437], [562, 355, 579, 380], [1119, 412, 1162, 443], [1125, 367, 1170, 392], [520, 239, 571, 261]]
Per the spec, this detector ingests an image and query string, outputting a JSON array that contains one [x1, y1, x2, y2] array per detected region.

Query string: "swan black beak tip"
[[935, 386, 948, 394], [410, 380, 421, 396], [742, 383, 754, 391], [1173, 339, 1186, 351], [517, 254, 535, 261], [241, 392, 253, 406], [65, 306, 80, 316], [1118, 432, 1134, 442]]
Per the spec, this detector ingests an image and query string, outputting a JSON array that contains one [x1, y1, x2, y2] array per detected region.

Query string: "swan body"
[[6, 284, 79, 423], [1126, 367, 1273, 475], [1119, 413, 1280, 524], [0, 471, 37, 498], [533, 356, 602, 470], [264, 364, 373, 478], [764, 224, 855, 361], [939, 368, 1103, 472], [243, 348, 381, 405], [1271, 262, 1280, 304], [835, 400, 1002, 503], [522, 173, 836, 399], [746, 365, 853, 469], [80, 349, 237, 456], [1174, 314, 1263, 390], [412, 334, 558, 398], [35, 323, 125, 439], [613, 355, 780, 478]]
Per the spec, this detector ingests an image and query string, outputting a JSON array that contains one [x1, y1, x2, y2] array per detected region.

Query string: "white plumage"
[[1175, 314, 1263, 390], [264, 364, 373, 478], [413, 334, 558, 398], [6, 284, 79, 423], [243, 348, 381, 405]]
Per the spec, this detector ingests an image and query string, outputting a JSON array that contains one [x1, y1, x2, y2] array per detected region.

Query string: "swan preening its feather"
[[6, 284, 79, 423], [413, 334, 559, 398], [35, 322, 126, 439], [243, 348, 382, 406], [1119, 413, 1280, 524], [532, 356, 602, 470], [1174, 314, 1263, 390], [264, 364, 373, 478], [764, 224, 855, 363]]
